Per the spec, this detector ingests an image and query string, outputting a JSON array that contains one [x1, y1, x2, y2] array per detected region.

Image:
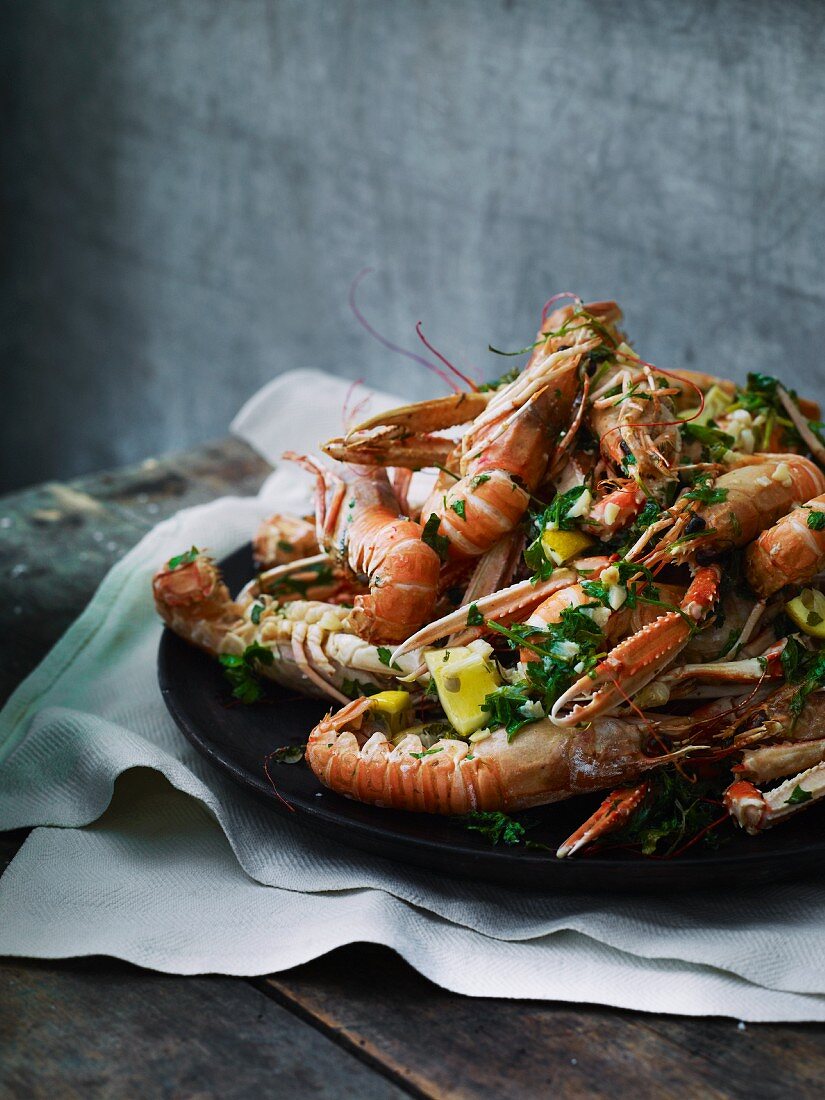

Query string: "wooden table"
[[2, 439, 825, 1099]]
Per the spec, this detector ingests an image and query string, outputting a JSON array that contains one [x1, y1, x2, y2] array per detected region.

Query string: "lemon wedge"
[[541, 528, 594, 566], [680, 383, 732, 426], [786, 589, 825, 639], [424, 648, 501, 737], [370, 690, 412, 734]]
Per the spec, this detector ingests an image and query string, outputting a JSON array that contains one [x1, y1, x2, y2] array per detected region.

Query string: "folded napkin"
[[2, 368, 825, 1021]]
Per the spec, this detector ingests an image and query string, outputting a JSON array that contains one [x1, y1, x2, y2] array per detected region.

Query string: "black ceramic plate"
[[158, 544, 825, 891]]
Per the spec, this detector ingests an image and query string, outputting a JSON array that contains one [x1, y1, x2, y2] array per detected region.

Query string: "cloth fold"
[[2, 369, 825, 1020]]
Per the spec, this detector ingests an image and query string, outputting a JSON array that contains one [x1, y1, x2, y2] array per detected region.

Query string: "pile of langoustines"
[[154, 295, 825, 859]]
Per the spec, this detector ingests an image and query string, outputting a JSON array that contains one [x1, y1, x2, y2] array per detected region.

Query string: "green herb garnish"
[[377, 646, 401, 671], [167, 546, 199, 570], [422, 513, 450, 561], [460, 810, 527, 846], [269, 744, 305, 765], [219, 643, 274, 704], [467, 603, 485, 627], [786, 784, 813, 806], [684, 475, 728, 505], [682, 422, 734, 462], [341, 678, 381, 699]]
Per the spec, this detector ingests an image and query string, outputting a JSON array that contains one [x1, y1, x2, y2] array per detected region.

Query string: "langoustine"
[[154, 291, 825, 858]]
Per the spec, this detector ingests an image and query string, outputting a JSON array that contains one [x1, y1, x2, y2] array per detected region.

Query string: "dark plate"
[[158, 544, 825, 891]]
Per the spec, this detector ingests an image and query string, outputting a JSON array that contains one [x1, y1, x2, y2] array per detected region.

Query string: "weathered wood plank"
[[0, 437, 269, 703], [0, 959, 407, 1100], [263, 944, 825, 1100]]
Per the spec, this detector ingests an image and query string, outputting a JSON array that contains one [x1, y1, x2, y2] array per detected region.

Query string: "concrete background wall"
[[2, 0, 824, 492]]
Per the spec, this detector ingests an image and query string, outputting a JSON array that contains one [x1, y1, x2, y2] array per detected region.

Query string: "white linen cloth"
[[2, 368, 825, 1021]]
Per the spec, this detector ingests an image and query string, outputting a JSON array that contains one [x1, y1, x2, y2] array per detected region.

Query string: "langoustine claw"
[[550, 565, 722, 726], [556, 783, 649, 858]]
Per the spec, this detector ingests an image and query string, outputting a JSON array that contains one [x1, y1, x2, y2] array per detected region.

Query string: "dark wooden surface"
[[2, 438, 825, 1099]]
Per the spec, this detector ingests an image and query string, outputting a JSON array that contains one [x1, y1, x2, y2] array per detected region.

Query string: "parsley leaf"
[[603, 769, 728, 857], [377, 646, 401, 671], [684, 475, 728, 505], [219, 643, 274, 704], [263, 560, 335, 599], [467, 603, 485, 627], [269, 744, 305, 765], [470, 473, 491, 488], [167, 546, 199, 570], [460, 810, 527, 846], [251, 602, 264, 625], [786, 784, 813, 806], [450, 499, 467, 520], [808, 510, 825, 531], [341, 678, 381, 699], [422, 513, 450, 561], [779, 638, 825, 719], [523, 534, 554, 582], [483, 604, 607, 736], [482, 682, 536, 739], [544, 485, 589, 532]]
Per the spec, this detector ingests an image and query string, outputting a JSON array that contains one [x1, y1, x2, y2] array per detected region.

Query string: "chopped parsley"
[[726, 373, 802, 449], [341, 678, 381, 699], [467, 603, 485, 627], [268, 743, 306, 765], [544, 485, 589, 531], [460, 810, 527, 846], [250, 602, 265, 625], [601, 770, 728, 857], [786, 784, 813, 806], [482, 604, 607, 738], [470, 473, 491, 488], [377, 646, 401, 670], [482, 681, 536, 739], [682, 422, 734, 462], [219, 643, 274, 704], [479, 365, 522, 388], [422, 513, 450, 560], [808, 511, 825, 531], [684, 475, 728, 506], [167, 546, 199, 570], [450, 499, 467, 520], [277, 540, 294, 553], [779, 636, 825, 719], [263, 561, 335, 598], [523, 534, 554, 582]]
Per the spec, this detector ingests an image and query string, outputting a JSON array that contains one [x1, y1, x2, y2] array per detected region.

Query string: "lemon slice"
[[786, 589, 825, 639], [541, 528, 594, 566]]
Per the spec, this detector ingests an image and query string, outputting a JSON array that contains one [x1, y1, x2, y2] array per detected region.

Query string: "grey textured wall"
[[2, 0, 825, 492]]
